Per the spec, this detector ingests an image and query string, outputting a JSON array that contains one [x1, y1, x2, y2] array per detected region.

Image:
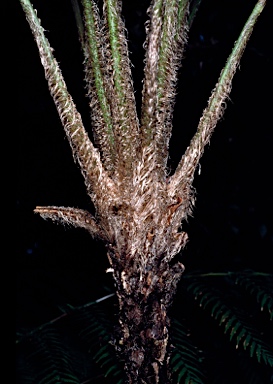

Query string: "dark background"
[[15, 0, 272, 330]]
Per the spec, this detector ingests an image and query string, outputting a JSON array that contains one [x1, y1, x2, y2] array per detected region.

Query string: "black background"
[[15, 0, 272, 330]]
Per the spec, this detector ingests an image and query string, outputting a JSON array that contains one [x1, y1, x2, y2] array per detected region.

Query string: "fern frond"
[[81, 0, 116, 171], [168, 0, 266, 218], [188, 0, 202, 28], [17, 327, 81, 384], [16, 353, 37, 384], [79, 0, 140, 179], [155, 0, 189, 173], [141, 0, 189, 177], [92, 343, 124, 381], [235, 272, 273, 320], [186, 279, 273, 367], [236, 351, 272, 384], [19, 0, 117, 208], [141, 0, 189, 175], [170, 318, 205, 384], [72, 304, 125, 383], [102, 0, 140, 180], [141, 0, 164, 146], [17, 296, 123, 383], [34, 205, 105, 239], [70, 0, 85, 48], [74, 306, 111, 343]]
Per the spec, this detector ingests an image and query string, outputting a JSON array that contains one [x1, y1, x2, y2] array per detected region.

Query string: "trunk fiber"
[[108, 249, 185, 384]]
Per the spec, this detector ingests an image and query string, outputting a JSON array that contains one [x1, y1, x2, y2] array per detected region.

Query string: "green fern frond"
[[235, 272, 273, 320], [16, 295, 122, 383], [170, 319, 205, 384], [186, 279, 273, 367], [74, 305, 112, 344], [188, 0, 202, 27], [17, 326, 81, 384], [235, 351, 272, 384], [16, 354, 37, 384], [70, 0, 85, 50], [72, 304, 125, 383], [93, 345, 124, 381]]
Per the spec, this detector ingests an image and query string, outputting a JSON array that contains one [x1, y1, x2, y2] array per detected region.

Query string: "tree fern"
[[18, 0, 268, 382], [17, 271, 273, 383]]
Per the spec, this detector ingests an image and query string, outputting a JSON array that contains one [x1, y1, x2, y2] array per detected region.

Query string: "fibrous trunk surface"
[[108, 248, 185, 384]]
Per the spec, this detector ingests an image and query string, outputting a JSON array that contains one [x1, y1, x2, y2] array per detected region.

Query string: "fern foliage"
[[184, 273, 273, 368], [235, 271, 273, 320], [17, 297, 125, 384], [176, 271, 273, 384], [70, 302, 125, 383], [16, 326, 81, 384], [170, 319, 205, 383]]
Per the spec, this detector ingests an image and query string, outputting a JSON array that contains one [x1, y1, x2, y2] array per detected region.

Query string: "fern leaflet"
[[186, 279, 273, 367], [170, 318, 205, 383]]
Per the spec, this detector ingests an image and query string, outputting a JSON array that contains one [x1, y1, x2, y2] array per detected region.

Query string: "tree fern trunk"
[[119, 293, 171, 383], [108, 248, 185, 383]]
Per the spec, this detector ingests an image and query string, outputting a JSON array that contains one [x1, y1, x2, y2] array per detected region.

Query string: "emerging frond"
[[34, 206, 105, 239], [74, 0, 140, 179], [81, 0, 117, 171], [102, 0, 140, 181], [19, 0, 117, 208], [141, 0, 189, 177], [168, 0, 267, 218]]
